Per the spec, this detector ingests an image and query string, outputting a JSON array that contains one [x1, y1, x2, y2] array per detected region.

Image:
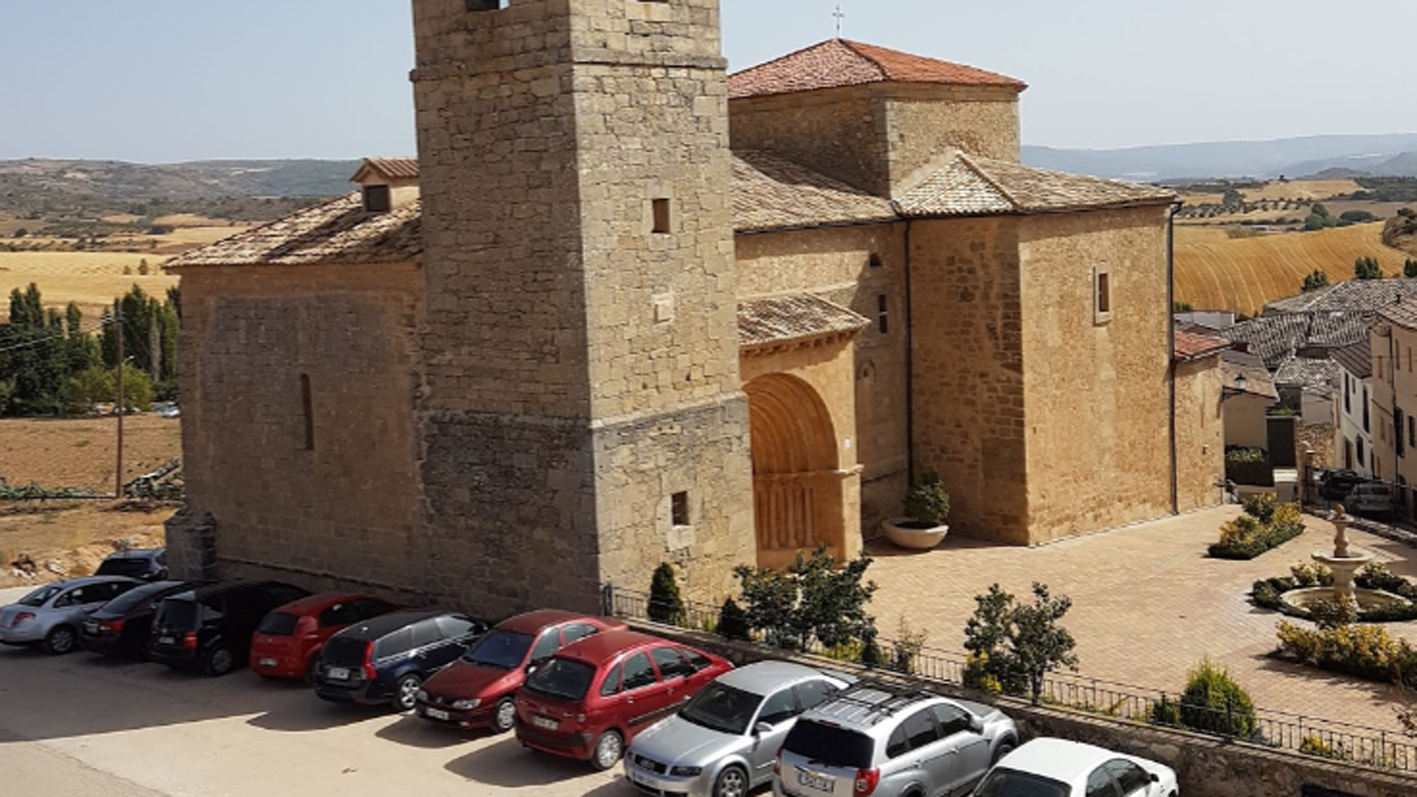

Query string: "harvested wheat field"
[[0, 502, 172, 587], [0, 415, 182, 492], [1175, 223, 1411, 314], [0, 251, 180, 320], [1242, 179, 1363, 202]]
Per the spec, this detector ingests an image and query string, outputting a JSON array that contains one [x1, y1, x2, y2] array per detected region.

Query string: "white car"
[[973, 738, 1178, 797], [0, 576, 142, 654]]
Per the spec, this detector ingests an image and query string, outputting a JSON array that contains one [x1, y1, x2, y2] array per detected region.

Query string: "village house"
[[1332, 341, 1374, 477], [164, 0, 1219, 615]]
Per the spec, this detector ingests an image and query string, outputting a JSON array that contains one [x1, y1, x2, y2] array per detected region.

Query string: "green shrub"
[[1242, 492, 1277, 523], [1176, 658, 1258, 738], [903, 471, 950, 526], [1307, 598, 1359, 630], [888, 616, 927, 675], [1277, 621, 1417, 687], [1225, 447, 1268, 464], [715, 597, 750, 641], [647, 563, 686, 626], [1149, 694, 1182, 727], [1209, 502, 1305, 559]]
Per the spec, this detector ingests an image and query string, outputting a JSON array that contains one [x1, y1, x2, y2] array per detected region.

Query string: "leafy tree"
[[1173, 301, 1194, 313], [13, 227, 26, 238], [1303, 214, 1329, 231], [730, 547, 878, 653], [963, 582, 1080, 705], [732, 564, 801, 649], [1311, 202, 1330, 218], [715, 598, 750, 641], [1406, 259, 1417, 279], [1339, 210, 1378, 224], [1355, 256, 1383, 280], [1301, 269, 1330, 292], [647, 563, 686, 626]]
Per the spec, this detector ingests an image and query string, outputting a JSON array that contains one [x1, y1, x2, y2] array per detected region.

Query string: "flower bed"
[[1209, 497, 1304, 560]]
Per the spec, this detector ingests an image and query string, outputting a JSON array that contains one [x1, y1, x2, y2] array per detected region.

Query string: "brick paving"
[[866, 505, 1417, 734]]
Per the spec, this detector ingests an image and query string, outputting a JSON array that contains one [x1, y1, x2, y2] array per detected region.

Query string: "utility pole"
[[115, 301, 124, 499]]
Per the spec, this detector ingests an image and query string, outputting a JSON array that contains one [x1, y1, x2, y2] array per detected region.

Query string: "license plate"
[[797, 770, 835, 793], [424, 707, 450, 721], [627, 767, 651, 785], [532, 715, 559, 730], [84, 621, 99, 633], [326, 667, 351, 680], [258, 658, 278, 667], [158, 636, 175, 645]]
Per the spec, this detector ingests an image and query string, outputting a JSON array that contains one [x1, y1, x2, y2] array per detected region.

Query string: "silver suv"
[[773, 681, 1017, 797]]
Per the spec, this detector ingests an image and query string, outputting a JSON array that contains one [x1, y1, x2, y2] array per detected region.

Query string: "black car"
[[149, 581, 311, 676], [1319, 468, 1365, 501], [314, 610, 487, 712], [95, 548, 168, 582], [80, 579, 201, 659]]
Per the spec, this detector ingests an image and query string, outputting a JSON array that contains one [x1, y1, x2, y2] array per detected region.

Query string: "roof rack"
[[823, 679, 938, 725]]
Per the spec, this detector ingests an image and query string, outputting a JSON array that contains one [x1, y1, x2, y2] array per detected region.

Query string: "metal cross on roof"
[[833, 4, 845, 38]]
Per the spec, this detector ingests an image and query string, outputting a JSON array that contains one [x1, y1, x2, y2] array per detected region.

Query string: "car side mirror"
[[753, 722, 773, 736], [1150, 773, 1160, 783], [969, 717, 984, 734], [526, 661, 540, 674]]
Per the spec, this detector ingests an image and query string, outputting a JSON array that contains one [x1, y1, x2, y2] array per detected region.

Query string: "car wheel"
[[43, 625, 78, 655], [491, 697, 517, 734], [992, 739, 1016, 764], [203, 645, 236, 677], [394, 674, 422, 712], [712, 764, 749, 797], [303, 657, 319, 686], [589, 729, 624, 771]]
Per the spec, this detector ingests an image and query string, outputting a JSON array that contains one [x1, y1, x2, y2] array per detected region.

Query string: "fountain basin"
[[1280, 587, 1413, 615]]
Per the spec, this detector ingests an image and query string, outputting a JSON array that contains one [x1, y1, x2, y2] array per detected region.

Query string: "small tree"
[[1301, 269, 1330, 292], [731, 547, 879, 653], [137, 258, 150, 276], [1010, 583, 1079, 704], [1355, 256, 1383, 280], [1176, 658, 1257, 738], [647, 563, 686, 626], [963, 582, 1078, 703], [715, 597, 750, 641], [1406, 259, 1417, 279], [732, 564, 801, 649], [903, 471, 951, 527]]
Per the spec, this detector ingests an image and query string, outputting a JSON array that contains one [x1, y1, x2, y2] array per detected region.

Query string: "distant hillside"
[[1024, 133, 1417, 181], [1174, 223, 1410, 314]]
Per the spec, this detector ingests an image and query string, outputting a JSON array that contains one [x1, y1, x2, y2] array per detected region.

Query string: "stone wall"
[[169, 264, 425, 596], [883, 83, 1022, 182], [410, 0, 754, 615], [1174, 356, 1225, 513], [1019, 207, 1174, 542], [730, 86, 889, 195], [908, 217, 1030, 544]]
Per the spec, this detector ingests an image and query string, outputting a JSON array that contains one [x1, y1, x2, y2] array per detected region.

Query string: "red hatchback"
[[249, 593, 398, 681], [514, 629, 732, 770], [417, 609, 627, 733]]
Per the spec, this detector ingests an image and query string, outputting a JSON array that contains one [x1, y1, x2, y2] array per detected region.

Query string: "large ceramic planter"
[[882, 518, 949, 550]]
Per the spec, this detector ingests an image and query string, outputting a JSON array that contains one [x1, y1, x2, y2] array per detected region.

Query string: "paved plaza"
[[868, 504, 1417, 733]]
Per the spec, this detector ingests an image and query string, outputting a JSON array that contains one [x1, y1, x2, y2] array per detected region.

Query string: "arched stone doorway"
[[745, 373, 849, 568]]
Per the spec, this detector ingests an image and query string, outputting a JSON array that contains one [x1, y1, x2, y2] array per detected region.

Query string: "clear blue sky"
[[3, 0, 1414, 162]]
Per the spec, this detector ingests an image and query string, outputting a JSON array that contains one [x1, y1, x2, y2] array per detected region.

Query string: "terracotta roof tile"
[[896, 155, 1175, 216], [738, 294, 870, 350], [729, 39, 1025, 100], [165, 193, 422, 269], [1174, 330, 1230, 360], [733, 150, 897, 232], [1221, 312, 1372, 369], [353, 157, 420, 181]]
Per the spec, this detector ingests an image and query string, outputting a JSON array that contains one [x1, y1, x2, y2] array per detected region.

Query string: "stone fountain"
[[1281, 504, 1410, 614]]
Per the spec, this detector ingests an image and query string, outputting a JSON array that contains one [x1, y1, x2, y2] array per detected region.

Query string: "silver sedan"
[[624, 660, 850, 797], [0, 576, 142, 654]]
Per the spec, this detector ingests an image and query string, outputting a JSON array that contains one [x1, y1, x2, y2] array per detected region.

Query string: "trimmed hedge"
[[1209, 502, 1305, 560], [1276, 620, 1417, 688]]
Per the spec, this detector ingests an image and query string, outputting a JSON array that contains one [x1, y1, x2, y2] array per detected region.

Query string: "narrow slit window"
[[671, 491, 690, 526], [300, 374, 315, 451], [1094, 266, 1112, 323], [465, 0, 509, 11], [868, 253, 884, 269], [652, 198, 671, 234], [877, 295, 889, 334]]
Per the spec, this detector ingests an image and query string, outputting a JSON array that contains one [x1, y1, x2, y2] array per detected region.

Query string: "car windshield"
[[461, 629, 533, 669], [524, 657, 595, 702], [971, 767, 1071, 797], [679, 681, 762, 736], [95, 558, 150, 578], [17, 584, 62, 607], [257, 612, 300, 636], [782, 720, 875, 769]]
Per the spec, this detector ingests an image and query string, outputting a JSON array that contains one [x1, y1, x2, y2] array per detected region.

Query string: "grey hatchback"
[[625, 660, 850, 797]]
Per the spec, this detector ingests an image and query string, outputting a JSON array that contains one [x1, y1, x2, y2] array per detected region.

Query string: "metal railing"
[[604, 584, 1417, 772]]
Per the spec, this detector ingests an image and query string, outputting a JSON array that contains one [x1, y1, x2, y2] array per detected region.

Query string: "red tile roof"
[[1174, 330, 1231, 361], [352, 157, 420, 182], [729, 39, 1026, 100]]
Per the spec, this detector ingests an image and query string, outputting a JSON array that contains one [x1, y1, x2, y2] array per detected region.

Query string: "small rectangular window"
[[1094, 266, 1112, 323], [466, 0, 508, 11], [652, 198, 671, 234], [868, 253, 883, 269], [877, 295, 889, 334], [671, 491, 690, 526], [363, 185, 391, 213], [300, 374, 315, 451]]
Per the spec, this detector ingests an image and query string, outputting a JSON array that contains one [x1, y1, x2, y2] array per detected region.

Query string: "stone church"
[[165, 0, 1223, 615]]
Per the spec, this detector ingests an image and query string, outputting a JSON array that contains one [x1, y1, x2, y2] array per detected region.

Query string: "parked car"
[[94, 548, 168, 582], [625, 660, 850, 797], [773, 681, 1017, 797], [149, 581, 311, 676], [972, 738, 1178, 797], [1346, 482, 1396, 518], [1318, 469, 1365, 501], [80, 579, 202, 659], [313, 610, 487, 711], [0, 576, 143, 654], [417, 609, 627, 732], [249, 592, 399, 682], [514, 629, 734, 771]]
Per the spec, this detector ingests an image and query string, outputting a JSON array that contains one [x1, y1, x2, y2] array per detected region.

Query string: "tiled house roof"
[[1274, 356, 1340, 394], [1378, 300, 1417, 331], [1174, 330, 1230, 360], [728, 39, 1025, 100], [165, 193, 422, 269], [733, 150, 897, 232], [1220, 350, 1279, 400], [352, 157, 420, 182], [1220, 313, 1372, 370], [896, 155, 1175, 216], [1264, 279, 1417, 314], [1331, 341, 1373, 380], [738, 294, 870, 351]]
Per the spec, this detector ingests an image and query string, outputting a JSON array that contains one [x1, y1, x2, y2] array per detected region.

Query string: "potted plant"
[[883, 470, 951, 550]]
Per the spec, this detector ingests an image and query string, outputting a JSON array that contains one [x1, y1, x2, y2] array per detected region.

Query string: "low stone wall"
[[630, 621, 1417, 797]]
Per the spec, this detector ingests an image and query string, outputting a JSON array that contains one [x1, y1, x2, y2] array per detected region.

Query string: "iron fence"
[[603, 583, 1417, 772]]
